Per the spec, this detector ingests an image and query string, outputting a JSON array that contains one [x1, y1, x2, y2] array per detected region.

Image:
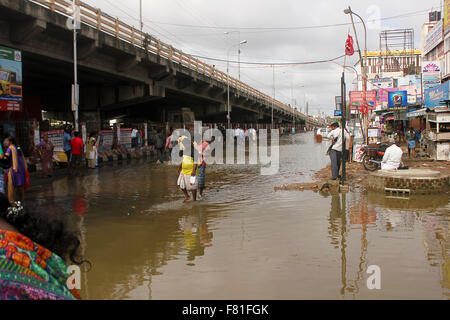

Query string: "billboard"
[[422, 61, 442, 90], [388, 91, 408, 111], [424, 80, 450, 108], [424, 20, 443, 55], [368, 78, 394, 90], [445, 0, 450, 35], [349, 91, 377, 111], [0, 46, 23, 112]]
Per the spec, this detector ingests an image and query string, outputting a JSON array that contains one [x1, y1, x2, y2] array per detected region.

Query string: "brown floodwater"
[[25, 132, 450, 300]]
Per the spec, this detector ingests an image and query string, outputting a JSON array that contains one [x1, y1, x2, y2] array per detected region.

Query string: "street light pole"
[[227, 40, 247, 129], [139, 0, 143, 32], [272, 65, 275, 129], [71, 0, 79, 132], [345, 6, 368, 144], [225, 31, 243, 81]]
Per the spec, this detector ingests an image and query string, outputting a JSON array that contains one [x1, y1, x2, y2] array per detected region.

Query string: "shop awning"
[[406, 108, 427, 118]]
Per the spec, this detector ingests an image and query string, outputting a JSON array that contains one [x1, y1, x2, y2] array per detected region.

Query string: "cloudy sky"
[[83, 0, 442, 116]]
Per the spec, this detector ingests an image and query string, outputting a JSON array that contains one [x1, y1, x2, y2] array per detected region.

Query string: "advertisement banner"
[[119, 128, 132, 149], [98, 130, 114, 151], [422, 61, 442, 90], [368, 78, 394, 90], [0, 46, 23, 112], [388, 91, 408, 111], [349, 91, 377, 110], [424, 20, 443, 55], [445, 0, 450, 35], [424, 81, 450, 108], [377, 87, 417, 105], [41, 130, 64, 152]]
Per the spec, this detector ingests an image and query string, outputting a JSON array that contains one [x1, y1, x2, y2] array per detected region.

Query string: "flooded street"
[[26, 133, 449, 300]]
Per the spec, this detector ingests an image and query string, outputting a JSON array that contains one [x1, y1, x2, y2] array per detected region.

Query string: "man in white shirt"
[[327, 122, 350, 180], [131, 127, 138, 148], [381, 137, 403, 170]]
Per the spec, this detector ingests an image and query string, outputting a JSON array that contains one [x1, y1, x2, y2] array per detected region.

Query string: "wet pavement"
[[25, 132, 450, 300]]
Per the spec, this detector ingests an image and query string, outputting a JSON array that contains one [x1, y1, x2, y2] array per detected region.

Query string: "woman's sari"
[[5, 146, 26, 187], [39, 142, 54, 177], [0, 230, 80, 300]]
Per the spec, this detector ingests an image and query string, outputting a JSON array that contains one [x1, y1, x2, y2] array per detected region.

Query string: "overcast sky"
[[83, 0, 442, 116]]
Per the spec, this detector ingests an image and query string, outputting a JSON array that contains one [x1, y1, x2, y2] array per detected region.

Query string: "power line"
[[189, 54, 346, 66], [141, 8, 431, 33]]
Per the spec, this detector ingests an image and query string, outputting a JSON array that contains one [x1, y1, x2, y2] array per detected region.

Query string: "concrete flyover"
[[0, 0, 326, 128]]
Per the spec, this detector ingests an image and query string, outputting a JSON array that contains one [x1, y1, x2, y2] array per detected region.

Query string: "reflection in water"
[[23, 133, 449, 300]]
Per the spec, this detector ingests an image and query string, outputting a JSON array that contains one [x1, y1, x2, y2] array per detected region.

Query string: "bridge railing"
[[30, 0, 317, 122]]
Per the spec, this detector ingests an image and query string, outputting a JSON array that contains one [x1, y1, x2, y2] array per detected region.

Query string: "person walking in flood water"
[[1, 137, 27, 204], [327, 122, 350, 181], [70, 132, 84, 177], [196, 136, 212, 199], [177, 139, 201, 202], [38, 135, 54, 178], [86, 132, 97, 169]]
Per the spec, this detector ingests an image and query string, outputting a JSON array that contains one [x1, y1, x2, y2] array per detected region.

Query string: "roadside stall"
[[425, 107, 450, 160]]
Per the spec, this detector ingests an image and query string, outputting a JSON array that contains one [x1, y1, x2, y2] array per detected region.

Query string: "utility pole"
[[71, 0, 80, 132], [139, 0, 143, 32], [272, 65, 275, 129], [341, 71, 347, 185], [345, 6, 368, 144]]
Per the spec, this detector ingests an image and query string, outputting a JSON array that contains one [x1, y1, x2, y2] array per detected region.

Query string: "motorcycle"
[[360, 143, 388, 171]]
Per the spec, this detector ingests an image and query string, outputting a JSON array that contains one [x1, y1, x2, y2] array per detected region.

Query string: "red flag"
[[345, 35, 354, 56]]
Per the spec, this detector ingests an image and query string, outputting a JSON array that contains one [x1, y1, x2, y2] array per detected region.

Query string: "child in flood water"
[[177, 139, 201, 202]]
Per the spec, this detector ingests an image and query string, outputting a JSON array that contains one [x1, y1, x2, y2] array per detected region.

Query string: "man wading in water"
[[177, 139, 201, 202]]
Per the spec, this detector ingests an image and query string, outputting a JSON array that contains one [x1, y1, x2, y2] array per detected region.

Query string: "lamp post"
[[344, 6, 368, 144], [291, 84, 305, 131], [225, 31, 244, 81], [139, 0, 143, 32], [70, 0, 80, 132], [227, 40, 247, 128]]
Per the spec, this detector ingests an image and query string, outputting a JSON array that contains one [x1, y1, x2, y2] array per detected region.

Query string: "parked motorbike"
[[360, 143, 388, 171]]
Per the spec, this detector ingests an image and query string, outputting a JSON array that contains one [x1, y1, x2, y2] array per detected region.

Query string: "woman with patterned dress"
[[0, 194, 87, 300]]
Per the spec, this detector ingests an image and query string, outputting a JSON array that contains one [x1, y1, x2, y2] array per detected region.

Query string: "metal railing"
[[29, 0, 320, 123]]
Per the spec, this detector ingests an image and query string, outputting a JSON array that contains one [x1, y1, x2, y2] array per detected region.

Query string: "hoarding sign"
[[334, 110, 342, 117], [0, 46, 22, 112], [424, 80, 450, 108], [119, 128, 132, 149], [422, 61, 442, 90], [388, 91, 408, 110], [349, 91, 377, 110], [41, 130, 64, 152], [445, 0, 450, 35], [377, 87, 417, 105], [98, 130, 113, 151], [424, 20, 443, 55], [368, 78, 393, 90]]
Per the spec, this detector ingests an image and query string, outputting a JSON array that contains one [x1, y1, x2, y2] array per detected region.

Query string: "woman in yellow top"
[[177, 139, 201, 202]]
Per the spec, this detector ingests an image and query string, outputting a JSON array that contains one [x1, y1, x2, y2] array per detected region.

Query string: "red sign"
[[349, 91, 377, 111], [0, 99, 22, 112]]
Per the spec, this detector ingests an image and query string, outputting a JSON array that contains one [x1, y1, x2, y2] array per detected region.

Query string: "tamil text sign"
[[349, 91, 377, 111]]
